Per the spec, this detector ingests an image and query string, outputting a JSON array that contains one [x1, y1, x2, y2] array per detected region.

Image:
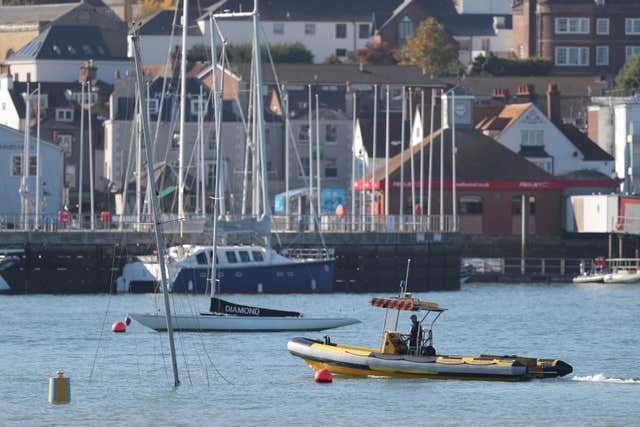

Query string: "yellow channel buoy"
[[48, 370, 70, 404]]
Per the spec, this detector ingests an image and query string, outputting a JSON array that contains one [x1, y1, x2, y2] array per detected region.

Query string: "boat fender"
[[314, 368, 333, 383], [112, 321, 126, 333]]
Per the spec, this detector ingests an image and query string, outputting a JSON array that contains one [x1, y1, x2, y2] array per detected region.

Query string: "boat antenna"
[[131, 25, 180, 387], [393, 258, 412, 331]]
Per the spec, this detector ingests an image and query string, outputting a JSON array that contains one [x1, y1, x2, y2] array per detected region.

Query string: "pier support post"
[[608, 234, 612, 259], [619, 234, 623, 258], [520, 194, 528, 275]]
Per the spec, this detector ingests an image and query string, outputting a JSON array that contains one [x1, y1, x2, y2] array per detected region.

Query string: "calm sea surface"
[[1, 283, 639, 426]]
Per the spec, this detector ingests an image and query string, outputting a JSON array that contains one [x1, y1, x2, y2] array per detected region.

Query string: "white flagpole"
[[452, 90, 457, 232], [419, 89, 425, 224], [88, 82, 95, 231], [308, 84, 313, 218], [79, 82, 84, 228], [399, 86, 405, 227], [315, 94, 321, 219], [35, 84, 41, 229], [427, 88, 435, 230], [385, 85, 390, 217], [284, 91, 290, 219], [439, 91, 444, 232], [409, 87, 416, 228], [351, 91, 356, 226], [371, 84, 378, 227]]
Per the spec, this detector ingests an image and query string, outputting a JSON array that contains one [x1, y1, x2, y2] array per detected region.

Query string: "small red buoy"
[[124, 315, 131, 326], [314, 368, 333, 383], [112, 321, 126, 333]]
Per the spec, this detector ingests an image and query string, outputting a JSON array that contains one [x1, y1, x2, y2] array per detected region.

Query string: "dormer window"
[[55, 108, 74, 122]]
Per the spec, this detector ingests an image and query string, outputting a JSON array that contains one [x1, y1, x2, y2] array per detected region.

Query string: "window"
[[335, 23, 347, 39], [324, 158, 338, 177], [596, 18, 609, 35], [521, 130, 544, 146], [335, 48, 347, 57], [304, 23, 315, 35], [398, 16, 414, 43], [225, 251, 238, 263], [625, 46, 640, 61], [190, 98, 208, 116], [58, 134, 73, 157], [358, 24, 369, 39], [147, 98, 159, 115], [460, 196, 483, 214], [554, 47, 589, 66], [298, 124, 310, 141], [625, 18, 640, 35], [55, 108, 74, 122], [196, 252, 208, 265], [555, 17, 590, 34], [238, 251, 250, 262], [252, 251, 264, 262], [596, 45, 609, 65], [273, 23, 284, 35], [325, 124, 337, 142], [512, 196, 536, 215], [481, 38, 490, 52], [11, 156, 36, 176]]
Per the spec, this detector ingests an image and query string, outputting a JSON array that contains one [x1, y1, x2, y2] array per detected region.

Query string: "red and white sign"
[[353, 179, 616, 191]]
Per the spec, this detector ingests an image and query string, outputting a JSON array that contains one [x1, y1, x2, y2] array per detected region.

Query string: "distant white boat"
[[128, 297, 359, 332], [603, 270, 640, 284], [572, 257, 609, 284]]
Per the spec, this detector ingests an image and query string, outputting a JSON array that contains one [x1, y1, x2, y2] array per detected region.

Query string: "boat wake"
[[571, 373, 640, 384]]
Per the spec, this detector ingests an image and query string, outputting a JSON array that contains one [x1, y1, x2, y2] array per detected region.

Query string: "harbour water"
[[1, 282, 639, 426]]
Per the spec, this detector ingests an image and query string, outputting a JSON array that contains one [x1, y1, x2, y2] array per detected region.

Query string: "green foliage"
[[471, 54, 553, 76], [354, 41, 398, 65], [397, 17, 459, 76], [616, 54, 640, 92], [187, 42, 313, 64], [186, 44, 211, 63], [323, 54, 344, 65]]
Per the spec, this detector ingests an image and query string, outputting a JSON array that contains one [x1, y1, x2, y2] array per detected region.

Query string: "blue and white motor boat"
[[117, 244, 334, 294]]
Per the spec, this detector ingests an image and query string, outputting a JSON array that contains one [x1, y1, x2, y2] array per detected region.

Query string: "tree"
[[471, 53, 552, 76], [187, 44, 211, 62], [616, 54, 640, 92], [226, 42, 313, 63], [135, 0, 173, 20], [354, 41, 398, 65], [397, 17, 459, 76]]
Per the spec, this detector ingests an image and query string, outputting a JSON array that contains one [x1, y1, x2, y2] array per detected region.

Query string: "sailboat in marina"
[[127, 1, 359, 332]]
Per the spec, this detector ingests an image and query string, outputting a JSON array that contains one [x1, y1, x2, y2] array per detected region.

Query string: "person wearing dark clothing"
[[409, 314, 421, 351]]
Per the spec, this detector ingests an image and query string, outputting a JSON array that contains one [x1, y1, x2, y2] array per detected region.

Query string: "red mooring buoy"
[[314, 368, 333, 383], [112, 321, 126, 333]]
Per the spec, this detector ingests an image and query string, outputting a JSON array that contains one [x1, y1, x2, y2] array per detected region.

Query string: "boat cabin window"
[[252, 251, 264, 262], [238, 251, 250, 262], [196, 252, 208, 265], [207, 250, 218, 264], [226, 251, 238, 263]]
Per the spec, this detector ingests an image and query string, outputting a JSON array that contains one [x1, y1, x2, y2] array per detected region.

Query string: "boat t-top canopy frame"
[[370, 297, 447, 313]]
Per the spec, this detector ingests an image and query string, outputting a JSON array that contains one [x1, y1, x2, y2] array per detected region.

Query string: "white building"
[[588, 97, 640, 193], [0, 123, 64, 220], [455, 0, 511, 15], [477, 98, 613, 177], [442, 14, 513, 65], [6, 25, 131, 84], [197, 4, 374, 64]]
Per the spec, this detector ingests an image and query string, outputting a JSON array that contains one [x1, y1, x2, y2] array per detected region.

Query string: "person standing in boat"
[[409, 314, 422, 353]]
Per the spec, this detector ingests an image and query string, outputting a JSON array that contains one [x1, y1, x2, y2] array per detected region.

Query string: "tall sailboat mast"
[[178, 0, 188, 233], [131, 29, 180, 387]]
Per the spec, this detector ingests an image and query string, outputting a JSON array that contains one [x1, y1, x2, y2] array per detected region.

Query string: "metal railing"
[[271, 214, 459, 233], [465, 257, 587, 276]]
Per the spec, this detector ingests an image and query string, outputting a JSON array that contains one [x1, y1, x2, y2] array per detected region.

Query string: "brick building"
[[513, 0, 640, 77]]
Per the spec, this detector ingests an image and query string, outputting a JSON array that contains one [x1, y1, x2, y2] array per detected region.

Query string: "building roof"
[[443, 76, 604, 98], [558, 123, 614, 162], [539, 0, 638, 4], [0, 122, 60, 151], [0, 3, 76, 27], [9, 25, 125, 60], [373, 127, 553, 182], [236, 64, 447, 87], [475, 102, 530, 133], [359, 113, 410, 159], [441, 14, 511, 37], [137, 8, 202, 36]]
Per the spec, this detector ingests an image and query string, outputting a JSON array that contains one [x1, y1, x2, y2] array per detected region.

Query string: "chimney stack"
[[79, 59, 97, 83], [0, 64, 12, 91], [546, 83, 561, 125]]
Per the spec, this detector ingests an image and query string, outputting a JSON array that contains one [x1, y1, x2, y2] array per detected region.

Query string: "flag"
[[411, 108, 423, 147], [352, 119, 369, 166]]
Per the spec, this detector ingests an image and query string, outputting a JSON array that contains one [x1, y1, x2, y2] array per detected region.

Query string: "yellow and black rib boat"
[[288, 297, 572, 381]]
